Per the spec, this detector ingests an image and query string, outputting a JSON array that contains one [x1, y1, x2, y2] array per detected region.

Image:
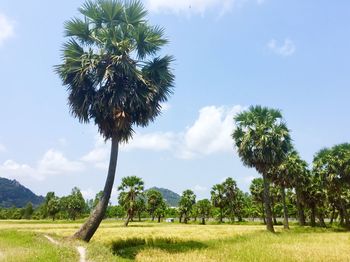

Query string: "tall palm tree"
[[55, 0, 174, 241], [118, 176, 144, 226], [232, 106, 292, 232]]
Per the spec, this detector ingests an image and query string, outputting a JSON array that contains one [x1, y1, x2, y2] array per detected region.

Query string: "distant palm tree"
[[313, 143, 350, 228], [211, 184, 226, 223], [55, 0, 174, 242], [118, 176, 144, 226], [232, 106, 291, 232], [179, 190, 196, 224], [249, 178, 265, 224], [274, 150, 304, 229]]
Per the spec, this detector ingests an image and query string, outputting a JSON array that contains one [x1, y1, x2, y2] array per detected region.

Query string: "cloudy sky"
[[0, 0, 349, 202]]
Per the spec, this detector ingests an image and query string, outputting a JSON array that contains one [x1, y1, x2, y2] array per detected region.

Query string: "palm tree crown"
[[232, 105, 292, 174], [55, 0, 174, 142]]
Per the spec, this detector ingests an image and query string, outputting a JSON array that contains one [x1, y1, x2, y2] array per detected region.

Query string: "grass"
[[0, 220, 349, 261], [0, 229, 77, 262]]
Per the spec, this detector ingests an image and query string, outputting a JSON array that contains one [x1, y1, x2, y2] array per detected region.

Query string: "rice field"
[[0, 220, 349, 261]]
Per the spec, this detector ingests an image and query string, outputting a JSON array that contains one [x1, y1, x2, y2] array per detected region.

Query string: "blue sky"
[[0, 0, 349, 202]]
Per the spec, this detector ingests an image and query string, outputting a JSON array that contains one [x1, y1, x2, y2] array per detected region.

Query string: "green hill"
[[146, 187, 180, 207], [0, 177, 44, 208]]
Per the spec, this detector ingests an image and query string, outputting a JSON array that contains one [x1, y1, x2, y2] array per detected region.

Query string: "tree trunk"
[[317, 213, 326, 228], [201, 217, 205, 225], [220, 208, 223, 223], [73, 138, 119, 242], [339, 209, 344, 227], [341, 202, 350, 228], [271, 197, 278, 225], [281, 186, 289, 229], [158, 216, 161, 223], [310, 205, 316, 227], [262, 174, 275, 232], [138, 212, 141, 222], [124, 214, 131, 227], [329, 206, 336, 225], [295, 187, 306, 226], [261, 203, 266, 224]]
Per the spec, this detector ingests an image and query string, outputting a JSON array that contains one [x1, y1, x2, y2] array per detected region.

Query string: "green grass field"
[[0, 220, 349, 261]]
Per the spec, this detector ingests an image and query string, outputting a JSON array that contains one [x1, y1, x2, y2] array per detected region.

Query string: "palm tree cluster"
[[233, 106, 350, 232], [117, 176, 169, 226]]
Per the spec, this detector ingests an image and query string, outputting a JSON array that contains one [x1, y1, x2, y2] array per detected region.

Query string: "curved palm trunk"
[[281, 186, 289, 229], [73, 138, 119, 242], [262, 174, 275, 232]]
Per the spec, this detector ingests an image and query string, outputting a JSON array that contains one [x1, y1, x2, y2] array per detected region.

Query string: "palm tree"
[[222, 177, 240, 222], [55, 0, 174, 241], [196, 199, 212, 225], [118, 176, 144, 226], [274, 150, 303, 229], [146, 189, 163, 221], [232, 106, 292, 232], [211, 184, 226, 223], [249, 178, 266, 224], [313, 144, 350, 228], [179, 190, 196, 224]]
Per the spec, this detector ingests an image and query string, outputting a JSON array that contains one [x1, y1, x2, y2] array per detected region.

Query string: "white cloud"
[[267, 38, 296, 57], [179, 105, 242, 158], [80, 105, 244, 164], [38, 150, 84, 175], [0, 13, 14, 46], [0, 149, 85, 181]]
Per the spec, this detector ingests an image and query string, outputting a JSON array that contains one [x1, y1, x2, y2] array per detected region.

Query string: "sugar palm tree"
[[232, 106, 292, 232], [274, 150, 302, 229], [179, 190, 196, 224], [118, 176, 144, 226], [211, 184, 226, 223], [55, 0, 174, 241], [196, 199, 212, 225], [249, 178, 265, 224], [313, 144, 350, 228]]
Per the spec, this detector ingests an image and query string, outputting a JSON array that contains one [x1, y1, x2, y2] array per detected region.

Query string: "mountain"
[[146, 187, 181, 207], [0, 177, 44, 208]]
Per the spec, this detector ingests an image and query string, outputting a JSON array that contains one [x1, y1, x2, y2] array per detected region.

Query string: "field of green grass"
[[0, 220, 349, 261]]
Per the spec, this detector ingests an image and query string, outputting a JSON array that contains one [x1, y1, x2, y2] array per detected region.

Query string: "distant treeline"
[[1, 172, 348, 229]]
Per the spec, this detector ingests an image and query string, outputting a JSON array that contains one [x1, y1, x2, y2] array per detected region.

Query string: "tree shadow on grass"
[[111, 237, 207, 260]]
